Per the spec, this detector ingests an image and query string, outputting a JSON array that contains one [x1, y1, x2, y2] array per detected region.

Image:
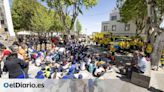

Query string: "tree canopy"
[[118, 0, 164, 68], [30, 3, 53, 32], [42, 0, 97, 33], [118, 0, 147, 36], [12, 0, 35, 31], [12, 0, 84, 34]]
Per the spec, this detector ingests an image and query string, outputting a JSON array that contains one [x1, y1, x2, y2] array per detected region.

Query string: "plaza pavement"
[[1, 45, 164, 92]]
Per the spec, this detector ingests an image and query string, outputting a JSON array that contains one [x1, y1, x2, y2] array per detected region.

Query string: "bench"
[[131, 61, 151, 88]]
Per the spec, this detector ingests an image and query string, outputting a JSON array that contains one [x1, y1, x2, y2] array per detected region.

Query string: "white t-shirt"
[[94, 67, 105, 75], [87, 58, 91, 65], [58, 47, 65, 53], [138, 57, 147, 72], [80, 62, 86, 70]]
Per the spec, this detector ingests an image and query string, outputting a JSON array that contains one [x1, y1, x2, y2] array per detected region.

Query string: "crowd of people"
[[0, 34, 153, 80], [0, 39, 116, 79]]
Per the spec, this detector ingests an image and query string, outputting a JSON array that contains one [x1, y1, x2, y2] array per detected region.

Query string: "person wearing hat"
[[0, 46, 11, 77], [3, 47, 29, 78], [0, 46, 11, 61]]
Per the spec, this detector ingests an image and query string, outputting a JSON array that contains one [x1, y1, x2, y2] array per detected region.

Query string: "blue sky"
[[78, 0, 116, 35], [10, 0, 116, 35], [38, 0, 117, 35]]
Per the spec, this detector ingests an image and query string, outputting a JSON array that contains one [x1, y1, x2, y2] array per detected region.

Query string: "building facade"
[[0, 0, 15, 37], [101, 8, 145, 37]]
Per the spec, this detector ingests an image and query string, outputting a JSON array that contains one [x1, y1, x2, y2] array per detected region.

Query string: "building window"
[[104, 25, 108, 31], [125, 24, 130, 31], [112, 25, 116, 31], [1, 20, 4, 25], [111, 16, 117, 21], [4, 28, 8, 32]]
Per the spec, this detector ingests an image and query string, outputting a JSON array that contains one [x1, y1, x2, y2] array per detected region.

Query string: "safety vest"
[[125, 42, 130, 49], [146, 44, 153, 54], [138, 42, 144, 47], [43, 66, 51, 78], [110, 45, 116, 52]]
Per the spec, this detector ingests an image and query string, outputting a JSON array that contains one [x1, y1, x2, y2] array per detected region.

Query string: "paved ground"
[[150, 69, 164, 91], [1, 44, 164, 92]]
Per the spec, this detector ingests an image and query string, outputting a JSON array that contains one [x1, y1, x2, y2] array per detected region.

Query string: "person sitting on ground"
[[96, 58, 106, 68], [80, 60, 86, 71], [51, 68, 63, 79], [88, 61, 95, 73], [67, 61, 77, 75], [108, 52, 115, 64], [42, 62, 52, 79], [0, 46, 11, 77], [93, 66, 105, 77], [35, 70, 45, 79], [137, 52, 147, 73], [129, 52, 147, 78], [62, 59, 70, 70], [35, 53, 44, 67]]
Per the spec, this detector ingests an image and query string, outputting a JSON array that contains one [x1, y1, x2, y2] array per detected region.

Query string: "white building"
[[0, 0, 15, 37], [101, 8, 145, 37]]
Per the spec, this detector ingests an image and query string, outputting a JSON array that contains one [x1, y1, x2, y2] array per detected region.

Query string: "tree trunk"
[[51, 32, 53, 48], [44, 32, 47, 51], [151, 32, 164, 70]]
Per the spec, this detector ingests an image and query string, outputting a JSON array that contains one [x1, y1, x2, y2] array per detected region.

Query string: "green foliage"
[[12, 0, 36, 31], [156, 0, 164, 21], [31, 4, 53, 32], [49, 12, 64, 32], [12, 0, 65, 33], [42, 0, 97, 32], [119, 0, 147, 23], [119, 0, 164, 24], [118, 0, 148, 36]]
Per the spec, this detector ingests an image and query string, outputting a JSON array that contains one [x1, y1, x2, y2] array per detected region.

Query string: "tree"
[[49, 12, 64, 33], [42, 0, 97, 34], [146, 0, 164, 69], [76, 20, 82, 36], [12, 0, 36, 31], [31, 3, 53, 33], [118, 0, 164, 69], [119, 0, 147, 36]]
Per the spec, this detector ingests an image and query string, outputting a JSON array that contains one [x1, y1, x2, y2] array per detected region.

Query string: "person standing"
[[3, 48, 29, 78], [0, 46, 11, 77], [18, 44, 30, 77]]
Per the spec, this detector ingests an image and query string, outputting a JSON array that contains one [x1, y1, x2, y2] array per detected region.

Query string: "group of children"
[[27, 41, 114, 79]]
